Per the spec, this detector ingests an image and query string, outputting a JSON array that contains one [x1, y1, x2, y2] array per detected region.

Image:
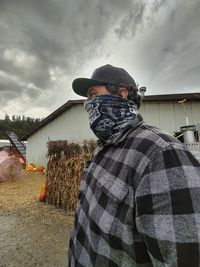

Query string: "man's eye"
[[89, 92, 96, 99]]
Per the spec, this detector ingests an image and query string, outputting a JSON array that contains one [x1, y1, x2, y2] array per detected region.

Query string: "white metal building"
[[0, 139, 10, 147], [22, 93, 200, 166]]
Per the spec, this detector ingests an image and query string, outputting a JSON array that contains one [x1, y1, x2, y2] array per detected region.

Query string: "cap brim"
[[72, 78, 106, 97]]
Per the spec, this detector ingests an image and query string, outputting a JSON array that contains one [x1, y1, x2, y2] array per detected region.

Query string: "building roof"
[[21, 93, 200, 140], [143, 92, 200, 102]]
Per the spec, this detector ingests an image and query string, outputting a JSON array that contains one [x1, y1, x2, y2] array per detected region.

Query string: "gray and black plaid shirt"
[[68, 115, 200, 267]]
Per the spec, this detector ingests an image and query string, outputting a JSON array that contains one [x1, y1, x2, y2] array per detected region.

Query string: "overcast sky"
[[0, 0, 199, 119]]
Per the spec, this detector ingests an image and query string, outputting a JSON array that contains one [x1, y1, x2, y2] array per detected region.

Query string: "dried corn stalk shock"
[[46, 140, 96, 213]]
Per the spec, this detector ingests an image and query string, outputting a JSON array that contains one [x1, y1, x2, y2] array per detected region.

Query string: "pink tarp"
[[0, 153, 23, 182], [0, 151, 9, 164]]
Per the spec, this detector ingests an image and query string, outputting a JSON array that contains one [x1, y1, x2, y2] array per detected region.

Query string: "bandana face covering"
[[84, 95, 138, 145]]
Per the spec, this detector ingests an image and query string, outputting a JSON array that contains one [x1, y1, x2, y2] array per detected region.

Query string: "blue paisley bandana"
[[84, 95, 138, 145]]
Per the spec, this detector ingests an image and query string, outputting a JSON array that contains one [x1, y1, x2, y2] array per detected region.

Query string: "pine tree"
[[0, 115, 42, 139]]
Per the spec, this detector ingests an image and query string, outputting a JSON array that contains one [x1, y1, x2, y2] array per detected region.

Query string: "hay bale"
[[46, 140, 96, 212], [0, 157, 23, 183]]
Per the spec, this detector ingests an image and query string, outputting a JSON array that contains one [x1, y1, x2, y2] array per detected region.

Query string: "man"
[[68, 64, 200, 266]]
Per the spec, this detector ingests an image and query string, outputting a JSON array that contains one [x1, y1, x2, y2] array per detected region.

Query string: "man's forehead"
[[88, 86, 95, 91]]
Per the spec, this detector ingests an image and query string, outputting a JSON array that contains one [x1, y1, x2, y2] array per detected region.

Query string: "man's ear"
[[118, 87, 128, 99]]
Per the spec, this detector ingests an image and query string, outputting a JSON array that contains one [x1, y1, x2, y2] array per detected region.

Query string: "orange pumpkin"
[[37, 165, 45, 173], [38, 191, 46, 201], [38, 183, 46, 201], [25, 164, 34, 172], [29, 163, 35, 167]]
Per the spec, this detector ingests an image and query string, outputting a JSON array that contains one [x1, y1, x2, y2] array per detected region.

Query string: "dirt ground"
[[0, 171, 74, 267]]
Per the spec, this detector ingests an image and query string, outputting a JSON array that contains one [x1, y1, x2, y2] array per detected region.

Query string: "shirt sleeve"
[[135, 144, 200, 267]]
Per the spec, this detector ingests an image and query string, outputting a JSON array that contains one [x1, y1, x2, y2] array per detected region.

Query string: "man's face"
[[87, 85, 110, 100]]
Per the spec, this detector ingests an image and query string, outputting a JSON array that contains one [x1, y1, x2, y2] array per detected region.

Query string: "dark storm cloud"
[[114, 4, 145, 39], [0, 0, 67, 91], [0, 0, 143, 115], [144, 1, 200, 94], [104, 0, 200, 95], [0, 0, 199, 117]]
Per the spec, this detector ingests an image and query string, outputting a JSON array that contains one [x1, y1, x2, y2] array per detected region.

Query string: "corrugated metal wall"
[[140, 101, 200, 134], [26, 104, 95, 166], [26, 101, 200, 166]]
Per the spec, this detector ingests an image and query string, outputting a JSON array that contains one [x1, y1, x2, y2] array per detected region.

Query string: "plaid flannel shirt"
[[68, 115, 200, 267]]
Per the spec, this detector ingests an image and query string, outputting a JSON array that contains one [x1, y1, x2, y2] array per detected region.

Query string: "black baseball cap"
[[72, 64, 136, 97]]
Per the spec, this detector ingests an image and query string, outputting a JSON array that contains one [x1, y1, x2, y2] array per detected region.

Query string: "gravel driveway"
[[0, 171, 74, 267]]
